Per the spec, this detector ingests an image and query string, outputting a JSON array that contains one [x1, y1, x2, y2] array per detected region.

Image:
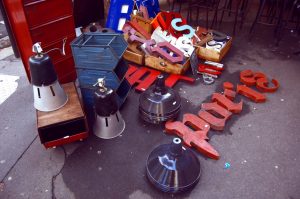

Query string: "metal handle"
[[44, 37, 67, 55], [160, 62, 167, 67], [93, 78, 107, 91]]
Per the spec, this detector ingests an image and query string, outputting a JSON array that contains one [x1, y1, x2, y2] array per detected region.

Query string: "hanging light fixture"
[[93, 78, 125, 139], [146, 138, 201, 193], [139, 75, 181, 124], [29, 43, 68, 112]]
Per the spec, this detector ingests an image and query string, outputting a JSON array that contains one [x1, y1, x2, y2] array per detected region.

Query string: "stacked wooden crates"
[[71, 33, 131, 125]]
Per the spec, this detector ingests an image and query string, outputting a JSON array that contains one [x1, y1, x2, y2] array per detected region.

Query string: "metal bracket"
[[202, 74, 215, 85]]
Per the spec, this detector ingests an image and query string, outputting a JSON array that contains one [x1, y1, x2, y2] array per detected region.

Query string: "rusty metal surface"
[[199, 102, 232, 131], [212, 93, 243, 113], [223, 81, 234, 90], [165, 114, 220, 160], [237, 84, 267, 103], [256, 78, 280, 93], [164, 74, 195, 88]]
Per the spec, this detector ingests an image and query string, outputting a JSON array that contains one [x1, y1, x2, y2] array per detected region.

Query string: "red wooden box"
[[3, 0, 77, 84]]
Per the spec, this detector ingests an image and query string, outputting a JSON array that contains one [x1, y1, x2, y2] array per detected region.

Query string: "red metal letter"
[[256, 78, 280, 93], [165, 74, 195, 88], [198, 102, 232, 131], [212, 93, 243, 113], [224, 89, 236, 101], [237, 84, 266, 103], [165, 114, 220, 160], [126, 66, 161, 92], [223, 82, 234, 90], [151, 42, 184, 63]]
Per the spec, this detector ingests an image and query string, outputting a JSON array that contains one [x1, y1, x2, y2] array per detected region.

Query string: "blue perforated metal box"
[[76, 59, 128, 90], [71, 33, 128, 70], [70, 33, 131, 123]]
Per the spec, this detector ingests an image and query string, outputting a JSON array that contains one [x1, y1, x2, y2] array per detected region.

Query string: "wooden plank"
[[44, 132, 88, 148], [130, 14, 153, 34], [127, 21, 151, 40], [123, 50, 144, 65], [37, 82, 84, 128], [195, 34, 213, 47]]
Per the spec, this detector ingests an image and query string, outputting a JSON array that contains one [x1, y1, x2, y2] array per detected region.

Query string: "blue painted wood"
[[106, 0, 134, 33], [77, 69, 121, 90], [136, 0, 160, 18], [75, 58, 128, 89], [79, 88, 96, 127]]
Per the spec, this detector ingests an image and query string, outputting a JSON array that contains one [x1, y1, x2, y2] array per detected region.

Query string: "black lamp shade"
[[94, 87, 118, 117], [29, 54, 57, 86], [146, 138, 201, 193], [139, 75, 181, 124]]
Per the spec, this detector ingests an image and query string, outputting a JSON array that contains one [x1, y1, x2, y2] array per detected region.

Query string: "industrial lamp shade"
[[93, 79, 125, 139], [29, 44, 68, 112], [139, 75, 181, 124], [146, 138, 201, 193]]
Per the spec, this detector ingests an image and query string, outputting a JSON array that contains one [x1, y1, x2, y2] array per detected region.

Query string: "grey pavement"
[[0, 22, 300, 199]]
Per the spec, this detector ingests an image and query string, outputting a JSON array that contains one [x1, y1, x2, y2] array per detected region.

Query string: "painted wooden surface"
[[3, 0, 77, 83], [123, 50, 144, 65], [37, 82, 84, 128], [71, 33, 128, 70]]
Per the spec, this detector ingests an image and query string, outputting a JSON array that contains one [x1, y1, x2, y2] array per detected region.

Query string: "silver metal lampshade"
[[93, 78, 125, 139], [29, 43, 68, 112], [32, 81, 68, 112], [93, 110, 125, 139]]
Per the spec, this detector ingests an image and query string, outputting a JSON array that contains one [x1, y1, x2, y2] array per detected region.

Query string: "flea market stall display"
[[2, 0, 281, 195]]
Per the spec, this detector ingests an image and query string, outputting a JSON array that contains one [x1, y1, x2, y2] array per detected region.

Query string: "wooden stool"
[[36, 82, 89, 148]]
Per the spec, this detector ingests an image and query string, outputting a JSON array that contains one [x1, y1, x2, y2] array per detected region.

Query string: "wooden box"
[[145, 55, 190, 75], [123, 50, 144, 65], [196, 38, 233, 62], [36, 82, 88, 148]]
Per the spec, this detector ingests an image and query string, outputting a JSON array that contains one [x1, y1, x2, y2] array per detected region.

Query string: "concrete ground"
[[0, 8, 300, 199]]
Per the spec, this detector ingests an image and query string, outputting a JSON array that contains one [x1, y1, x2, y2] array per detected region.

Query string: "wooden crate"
[[36, 82, 88, 148], [145, 55, 190, 75], [130, 14, 153, 34], [123, 50, 144, 65], [196, 37, 233, 62]]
